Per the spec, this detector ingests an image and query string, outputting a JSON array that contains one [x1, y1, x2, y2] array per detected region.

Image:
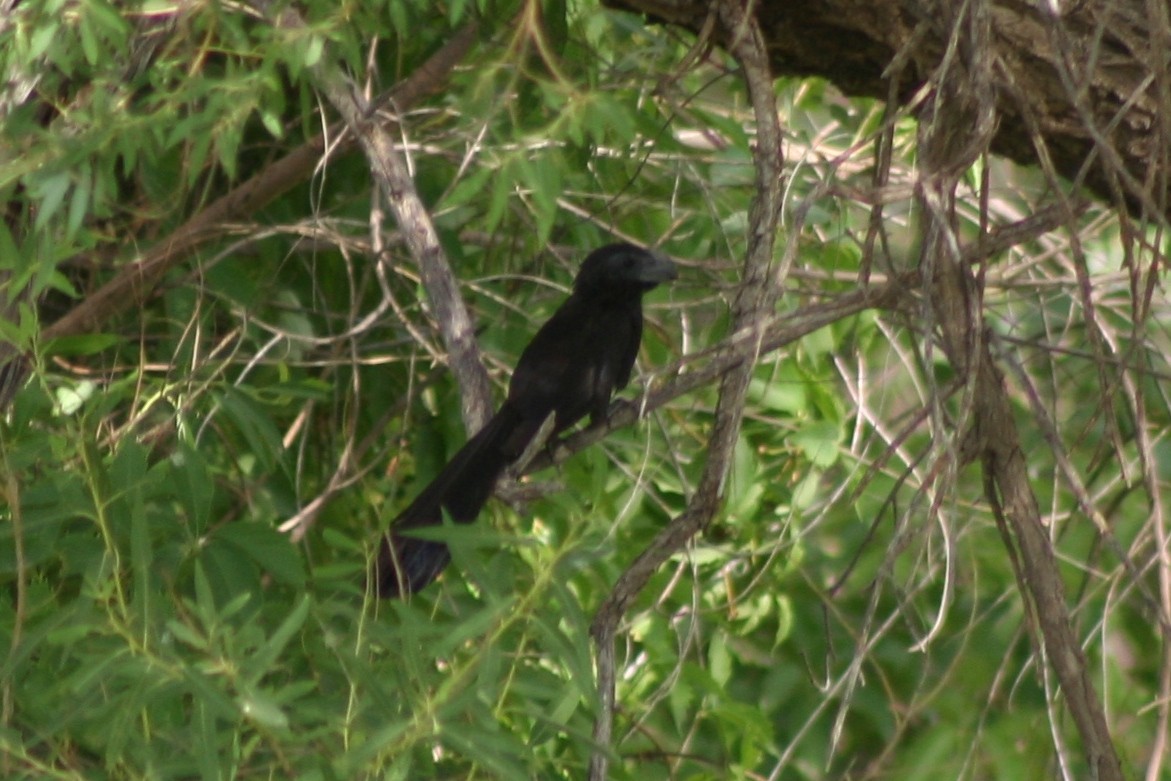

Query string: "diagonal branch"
[[523, 201, 1076, 479], [526, 280, 906, 474], [258, 4, 495, 431], [0, 23, 480, 410], [588, 3, 786, 777]]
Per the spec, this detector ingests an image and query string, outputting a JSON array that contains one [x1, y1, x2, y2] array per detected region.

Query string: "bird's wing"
[[507, 295, 641, 430]]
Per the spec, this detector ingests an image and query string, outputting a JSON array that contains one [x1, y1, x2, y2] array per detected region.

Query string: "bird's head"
[[573, 243, 678, 296]]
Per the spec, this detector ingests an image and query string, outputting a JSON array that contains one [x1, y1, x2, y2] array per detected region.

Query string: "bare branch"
[[0, 22, 480, 411], [589, 3, 787, 776], [915, 2, 1124, 777], [266, 5, 493, 430]]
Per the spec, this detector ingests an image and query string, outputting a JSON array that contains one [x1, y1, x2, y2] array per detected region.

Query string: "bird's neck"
[[576, 288, 645, 311]]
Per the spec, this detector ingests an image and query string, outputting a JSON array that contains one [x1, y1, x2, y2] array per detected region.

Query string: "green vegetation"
[[0, 1, 1163, 779]]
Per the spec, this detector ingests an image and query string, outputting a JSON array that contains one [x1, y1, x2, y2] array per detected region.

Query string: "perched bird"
[[373, 243, 677, 597]]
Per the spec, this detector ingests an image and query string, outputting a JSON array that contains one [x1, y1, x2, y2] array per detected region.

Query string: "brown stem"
[[914, 2, 1123, 776], [0, 24, 479, 409], [588, 3, 786, 777], [300, 44, 494, 428]]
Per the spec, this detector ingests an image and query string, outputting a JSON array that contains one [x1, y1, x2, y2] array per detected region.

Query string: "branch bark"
[[610, 0, 1171, 223], [914, 2, 1123, 778], [281, 8, 494, 430], [588, 3, 787, 777], [0, 22, 481, 410]]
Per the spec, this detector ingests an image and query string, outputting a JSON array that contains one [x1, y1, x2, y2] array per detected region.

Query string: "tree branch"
[[915, 2, 1124, 777], [588, 3, 786, 776], [0, 22, 480, 410], [611, 0, 1171, 224], [266, 4, 495, 431]]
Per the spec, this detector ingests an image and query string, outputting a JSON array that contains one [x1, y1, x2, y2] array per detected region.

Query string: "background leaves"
[[1, 0, 1167, 779]]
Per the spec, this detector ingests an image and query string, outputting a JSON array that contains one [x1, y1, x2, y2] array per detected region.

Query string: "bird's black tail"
[[372, 403, 538, 597]]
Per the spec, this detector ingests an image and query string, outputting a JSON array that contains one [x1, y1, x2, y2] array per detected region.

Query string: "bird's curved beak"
[[639, 250, 679, 284]]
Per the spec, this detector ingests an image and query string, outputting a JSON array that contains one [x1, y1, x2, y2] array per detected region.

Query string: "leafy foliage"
[[0, 1, 1165, 779]]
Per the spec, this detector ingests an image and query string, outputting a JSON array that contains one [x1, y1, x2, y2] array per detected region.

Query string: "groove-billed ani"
[[373, 243, 677, 597]]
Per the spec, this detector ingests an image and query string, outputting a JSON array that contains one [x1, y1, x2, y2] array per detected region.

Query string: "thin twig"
[[270, 6, 493, 430], [0, 22, 479, 411], [914, 2, 1124, 777]]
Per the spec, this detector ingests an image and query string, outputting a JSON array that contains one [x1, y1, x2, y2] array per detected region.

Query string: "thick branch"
[[976, 354, 1124, 781], [914, 2, 1123, 777], [267, 6, 494, 430], [611, 0, 1171, 223]]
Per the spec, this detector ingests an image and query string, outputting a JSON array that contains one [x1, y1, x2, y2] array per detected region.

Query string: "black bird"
[[373, 243, 677, 597]]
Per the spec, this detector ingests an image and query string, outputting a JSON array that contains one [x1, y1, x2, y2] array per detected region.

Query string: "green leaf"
[[218, 522, 306, 588], [167, 619, 209, 651], [303, 34, 324, 68], [435, 599, 510, 656], [441, 166, 495, 212], [215, 388, 284, 473], [791, 420, 841, 468], [748, 368, 806, 415], [173, 441, 214, 528], [237, 687, 289, 730], [791, 469, 821, 510], [31, 171, 71, 232], [44, 333, 120, 357], [29, 20, 60, 59], [726, 435, 763, 521], [709, 632, 732, 687], [259, 109, 284, 139], [79, 12, 99, 64], [0, 222, 19, 270], [54, 380, 97, 415], [520, 154, 561, 244], [244, 595, 310, 684]]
